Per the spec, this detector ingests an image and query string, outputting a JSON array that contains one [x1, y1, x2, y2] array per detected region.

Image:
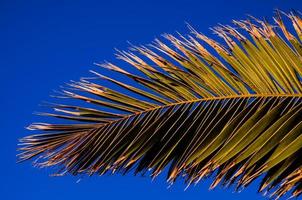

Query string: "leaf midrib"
[[101, 93, 302, 127]]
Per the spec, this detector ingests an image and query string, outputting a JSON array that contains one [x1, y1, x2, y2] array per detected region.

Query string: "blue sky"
[[1, 0, 302, 199]]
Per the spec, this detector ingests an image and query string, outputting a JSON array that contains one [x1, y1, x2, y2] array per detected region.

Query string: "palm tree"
[[18, 10, 302, 199]]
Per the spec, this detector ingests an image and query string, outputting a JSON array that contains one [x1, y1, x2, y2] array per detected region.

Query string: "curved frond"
[[19, 10, 302, 199]]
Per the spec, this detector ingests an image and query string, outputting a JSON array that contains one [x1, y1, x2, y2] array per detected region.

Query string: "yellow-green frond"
[[19, 10, 302, 199]]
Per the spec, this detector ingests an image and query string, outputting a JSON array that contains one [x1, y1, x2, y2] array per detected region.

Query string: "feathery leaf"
[[18, 10, 302, 199]]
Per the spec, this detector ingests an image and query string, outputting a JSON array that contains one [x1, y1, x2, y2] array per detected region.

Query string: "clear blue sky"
[[1, 0, 302, 199]]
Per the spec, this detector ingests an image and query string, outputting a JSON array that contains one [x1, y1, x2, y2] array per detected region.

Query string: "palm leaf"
[[18, 10, 302, 199]]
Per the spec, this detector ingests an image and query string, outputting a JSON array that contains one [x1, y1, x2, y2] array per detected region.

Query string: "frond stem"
[[102, 93, 302, 127]]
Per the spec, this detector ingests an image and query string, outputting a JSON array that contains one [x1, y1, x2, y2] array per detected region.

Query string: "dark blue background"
[[2, 0, 302, 199]]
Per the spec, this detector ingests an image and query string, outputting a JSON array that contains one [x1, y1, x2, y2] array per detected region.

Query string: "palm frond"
[[18, 10, 302, 199]]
